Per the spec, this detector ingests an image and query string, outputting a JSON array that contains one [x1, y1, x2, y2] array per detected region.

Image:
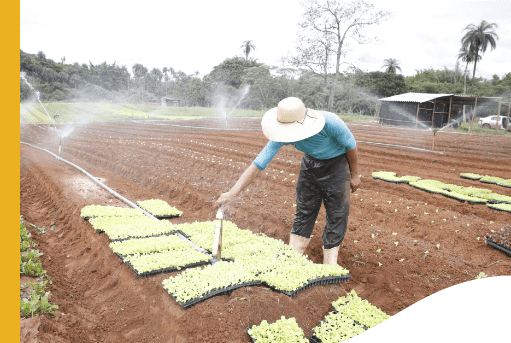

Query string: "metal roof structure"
[[379, 93, 453, 102], [379, 92, 500, 105], [377, 92, 506, 130]]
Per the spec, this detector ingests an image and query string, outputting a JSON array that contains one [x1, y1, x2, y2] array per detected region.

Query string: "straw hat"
[[261, 97, 325, 142]]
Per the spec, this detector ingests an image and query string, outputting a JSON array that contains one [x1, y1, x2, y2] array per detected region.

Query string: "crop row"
[[372, 172, 511, 211], [460, 173, 511, 188]]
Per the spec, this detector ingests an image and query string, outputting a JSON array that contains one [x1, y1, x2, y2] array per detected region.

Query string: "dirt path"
[[20, 119, 511, 342]]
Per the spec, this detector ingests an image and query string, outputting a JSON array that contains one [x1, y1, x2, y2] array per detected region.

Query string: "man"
[[215, 97, 360, 265]]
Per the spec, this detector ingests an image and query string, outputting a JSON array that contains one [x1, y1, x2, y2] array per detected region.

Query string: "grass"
[[20, 102, 378, 124]]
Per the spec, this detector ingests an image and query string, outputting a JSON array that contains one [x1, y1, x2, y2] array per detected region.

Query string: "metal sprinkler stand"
[[431, 130, 437, 151], [210, 206, 224, 264]]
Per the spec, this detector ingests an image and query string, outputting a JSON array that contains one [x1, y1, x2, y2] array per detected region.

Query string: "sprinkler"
[[58, 134, 62, 157], [431, 130, 437, 151], [211, 206, 224, 264]]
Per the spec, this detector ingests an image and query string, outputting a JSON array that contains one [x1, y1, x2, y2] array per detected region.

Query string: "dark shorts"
[[290, 153, 351, 249]]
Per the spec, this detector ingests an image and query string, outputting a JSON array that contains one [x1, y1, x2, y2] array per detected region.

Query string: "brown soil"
[[20, 118, 511, 342]]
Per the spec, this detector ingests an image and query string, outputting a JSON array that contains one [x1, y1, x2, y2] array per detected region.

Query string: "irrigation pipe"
[[20, 141, 207, 253]]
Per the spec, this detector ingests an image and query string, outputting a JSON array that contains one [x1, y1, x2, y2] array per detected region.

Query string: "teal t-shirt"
[[253, 111, 356, 171]]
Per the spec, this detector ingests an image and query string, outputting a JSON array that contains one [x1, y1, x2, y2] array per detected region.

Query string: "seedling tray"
[[169, 280, 262, 309], [460, 175, 481, 180], [486, 237, 511, 256], [488, 206, 511, 214], [263, 274, 351, 297], [409, 184, 442, 194], [372, 177, 408, 184], [308, 316, 366, 343], [111, 230, 186, 243], [123, 258, 210, 278], [136, 204, 181, 219], [246, 321, 280, 343]]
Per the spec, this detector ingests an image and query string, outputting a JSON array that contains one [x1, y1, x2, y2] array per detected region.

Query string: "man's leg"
[[290, 158, 322, 254], [320, 155, 351, 265]]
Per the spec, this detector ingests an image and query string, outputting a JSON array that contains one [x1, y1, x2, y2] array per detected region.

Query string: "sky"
[[20, 0, 511, 80]]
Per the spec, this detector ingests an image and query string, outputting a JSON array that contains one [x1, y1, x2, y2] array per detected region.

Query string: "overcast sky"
[[20, 0, 511, 80]]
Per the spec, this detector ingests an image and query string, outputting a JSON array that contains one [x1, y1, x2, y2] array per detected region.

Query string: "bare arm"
[[214, 163, 261, 207], [346, 147, 361, 192]]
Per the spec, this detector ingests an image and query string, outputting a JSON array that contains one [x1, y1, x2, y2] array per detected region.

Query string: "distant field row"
[[19, 103, 376, 124], [19, 103, 266, 124]]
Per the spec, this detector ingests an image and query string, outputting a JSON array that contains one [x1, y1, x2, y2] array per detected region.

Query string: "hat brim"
[[261, 108, 325, 143]]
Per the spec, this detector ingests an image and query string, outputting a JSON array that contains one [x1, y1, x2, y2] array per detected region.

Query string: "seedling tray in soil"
[[123, 258, 210, 278], [408, 183, 442, 194], [111, 230, 186, 243], [460, 175, 481, 180], [170, 280, 262, 309], [372, 177, 408, 184], [247, 320, 306, 343], [480, 180, 498, 185], [488, 206, 511, 214], [136, 205, 181, 219], [263, 274, 351, 297], [246, 321, 275, 343], [486, 237, 511, 256], [308, 316, 366, 343]]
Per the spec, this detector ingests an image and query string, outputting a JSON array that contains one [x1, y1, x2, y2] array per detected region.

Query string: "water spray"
[[21, 72, 63, 155], [225, 85, 250, 128]]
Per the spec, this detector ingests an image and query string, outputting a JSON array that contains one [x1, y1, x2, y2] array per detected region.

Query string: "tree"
[[457, 44, 481, 94], [290, 0, 391, 111], [61, 56, 66, 64], [381, 58, 401, 73], [240, 40, 256, 60], [461, 20, 499, 93], [207, 57, 261, 89]]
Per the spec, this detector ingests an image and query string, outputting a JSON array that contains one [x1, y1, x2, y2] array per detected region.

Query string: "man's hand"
[[214, 191, 236, 208], [350, 175, 361, 193]]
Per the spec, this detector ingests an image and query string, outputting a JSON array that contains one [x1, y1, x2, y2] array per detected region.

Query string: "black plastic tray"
[[480, 180, 498, 185], [262, 274, 351, 297], [487, 205, 511, 214], [460, 175, 481, 180], [486, 237, 511, 256], [168, 280, 262, 309]]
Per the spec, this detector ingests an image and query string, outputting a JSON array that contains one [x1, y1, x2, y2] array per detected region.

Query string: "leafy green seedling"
[[376, 249, 381, 253], [394, 242, 399, 246]]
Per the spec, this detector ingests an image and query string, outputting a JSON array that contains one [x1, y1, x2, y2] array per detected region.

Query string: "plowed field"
[[20, 118, 511, 342]]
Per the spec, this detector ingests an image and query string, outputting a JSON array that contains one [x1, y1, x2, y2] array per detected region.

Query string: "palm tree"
[[381, 58, 401, 73], [461, 20, 499, 93], [240, 40, 256, 60], [457, 44, 481, 124]]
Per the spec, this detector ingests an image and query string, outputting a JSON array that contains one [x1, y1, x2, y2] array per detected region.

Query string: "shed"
[[378, 93, 504, 129], [161, 97, 182, 107]]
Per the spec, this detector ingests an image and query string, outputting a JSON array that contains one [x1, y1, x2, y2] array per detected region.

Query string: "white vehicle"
[[477, 115, 508, 130]]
